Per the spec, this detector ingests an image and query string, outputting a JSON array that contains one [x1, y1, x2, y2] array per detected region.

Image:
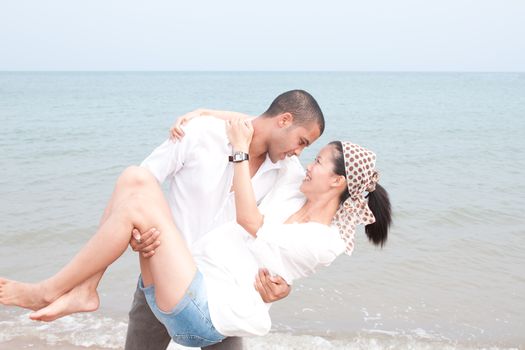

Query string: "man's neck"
[[249, 117, 270, 160]]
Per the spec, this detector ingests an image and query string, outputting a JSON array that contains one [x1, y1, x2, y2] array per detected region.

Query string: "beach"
[[1, 72, 524, 349]]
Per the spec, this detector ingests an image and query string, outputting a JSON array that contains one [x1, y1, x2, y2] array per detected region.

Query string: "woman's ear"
[[332, 174, 346, 189]]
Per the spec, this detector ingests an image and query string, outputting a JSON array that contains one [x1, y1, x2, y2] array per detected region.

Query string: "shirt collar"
[[256, 153, 284, 175]]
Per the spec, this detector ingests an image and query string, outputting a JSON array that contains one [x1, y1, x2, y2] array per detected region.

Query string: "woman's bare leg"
[[0, 167, 195, 316], [27, 166, 160, 321], [70, 166, 160, 292]]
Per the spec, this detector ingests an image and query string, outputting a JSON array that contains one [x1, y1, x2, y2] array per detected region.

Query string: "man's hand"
[[129, 228, 161, 258], [254, 268, 291, 303]]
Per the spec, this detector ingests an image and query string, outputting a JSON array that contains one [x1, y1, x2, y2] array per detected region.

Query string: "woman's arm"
[[226, 119, 264, 237], [171, 109, 252, 140], [200, 108, 251, 120]]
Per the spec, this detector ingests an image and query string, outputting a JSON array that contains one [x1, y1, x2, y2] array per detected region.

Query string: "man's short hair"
[[262, 90, 325, 135]]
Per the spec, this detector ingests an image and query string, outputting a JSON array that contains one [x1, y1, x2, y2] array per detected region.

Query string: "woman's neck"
[[286, 196, 340, 225]]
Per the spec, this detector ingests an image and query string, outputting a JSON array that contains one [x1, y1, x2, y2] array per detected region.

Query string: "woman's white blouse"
[[249, 221, 345, 285], [192, 158, 346, 337]]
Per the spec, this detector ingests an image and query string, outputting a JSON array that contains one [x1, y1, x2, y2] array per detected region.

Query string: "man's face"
[[267, 118, 321, 163]]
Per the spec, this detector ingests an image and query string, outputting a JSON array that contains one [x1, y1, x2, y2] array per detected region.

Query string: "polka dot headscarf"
[[332, 141, 380, 255]]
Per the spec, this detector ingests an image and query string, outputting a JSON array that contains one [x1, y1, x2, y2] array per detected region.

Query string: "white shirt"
[[140, 117, 291, 249], [192, 164, 346, 337]]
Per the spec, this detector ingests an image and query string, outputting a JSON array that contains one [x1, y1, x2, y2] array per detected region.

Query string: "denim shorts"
[[138, 270, 225, 347]]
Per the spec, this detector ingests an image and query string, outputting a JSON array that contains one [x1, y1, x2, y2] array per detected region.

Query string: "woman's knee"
[[118, 166, 157, 189], [119, 192, 152, 223]]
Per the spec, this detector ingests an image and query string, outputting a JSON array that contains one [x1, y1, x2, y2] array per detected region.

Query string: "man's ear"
[[277, 112, 294, 128]]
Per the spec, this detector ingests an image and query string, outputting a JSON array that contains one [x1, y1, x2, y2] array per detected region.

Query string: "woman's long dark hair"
[[330, 141, 392, 247]]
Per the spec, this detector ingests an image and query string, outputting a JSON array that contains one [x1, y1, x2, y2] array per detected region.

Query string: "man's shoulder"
[[184, 116, 227, 136], [176, 117, 229, 151], [181, 117, 230, 158]]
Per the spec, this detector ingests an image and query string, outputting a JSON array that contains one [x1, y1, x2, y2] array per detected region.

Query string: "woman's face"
[[300, 144, 341, 195]]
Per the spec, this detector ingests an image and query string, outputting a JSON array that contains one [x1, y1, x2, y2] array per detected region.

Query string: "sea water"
[[1, 72, 524, 349]]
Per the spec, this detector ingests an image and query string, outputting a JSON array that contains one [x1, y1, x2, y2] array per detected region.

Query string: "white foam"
[[243, 333, 520, 350], [0, 313, 520, 350], [0, 312, 127, 348]]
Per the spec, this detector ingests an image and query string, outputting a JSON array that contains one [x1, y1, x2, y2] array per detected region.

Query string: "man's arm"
[[140, 138, 184, 184]]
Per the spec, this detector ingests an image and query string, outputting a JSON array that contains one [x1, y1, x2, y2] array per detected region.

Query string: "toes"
[[29, 311, 41, 320], [30, 306, 52, 321]]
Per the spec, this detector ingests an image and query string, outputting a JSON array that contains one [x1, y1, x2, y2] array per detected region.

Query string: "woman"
[[0, 118, 391, 347]]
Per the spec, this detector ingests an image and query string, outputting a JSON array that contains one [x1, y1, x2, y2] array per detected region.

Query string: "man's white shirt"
[[140, 116, 302, 249], [140, 116, 307, 336]]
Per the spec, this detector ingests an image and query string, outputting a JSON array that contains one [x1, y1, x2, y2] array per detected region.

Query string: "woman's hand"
[[225, 118, 253, 152], [170, 109, 203, 140], [170, 109, 252, 141], [129, 227, 161, 258]]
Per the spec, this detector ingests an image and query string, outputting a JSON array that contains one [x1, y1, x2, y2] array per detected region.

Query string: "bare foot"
[[30, 286, 100, 322], [0, 278, 50, 311]]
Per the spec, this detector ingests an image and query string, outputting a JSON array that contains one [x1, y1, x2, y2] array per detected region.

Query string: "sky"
[[1, 0, 524, 71]]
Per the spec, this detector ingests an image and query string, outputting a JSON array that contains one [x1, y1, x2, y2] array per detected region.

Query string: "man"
[[125, 90, 325, 350]]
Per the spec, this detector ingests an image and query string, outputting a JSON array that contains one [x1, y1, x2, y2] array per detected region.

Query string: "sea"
[[0, 72, 524, 349]]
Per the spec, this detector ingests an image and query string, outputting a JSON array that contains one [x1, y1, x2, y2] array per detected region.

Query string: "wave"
[[0, 312, 520, 350]]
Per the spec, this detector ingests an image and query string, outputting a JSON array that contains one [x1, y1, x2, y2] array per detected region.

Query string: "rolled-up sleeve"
[[140, 121, 206, 184], [141, 138, 185, 184]]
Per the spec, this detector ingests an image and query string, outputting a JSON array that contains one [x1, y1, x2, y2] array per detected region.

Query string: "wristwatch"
[[229, 151, 249, 163]]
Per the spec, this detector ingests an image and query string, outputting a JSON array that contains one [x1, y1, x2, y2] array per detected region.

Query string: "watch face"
[[231, 152, 248, 162]]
